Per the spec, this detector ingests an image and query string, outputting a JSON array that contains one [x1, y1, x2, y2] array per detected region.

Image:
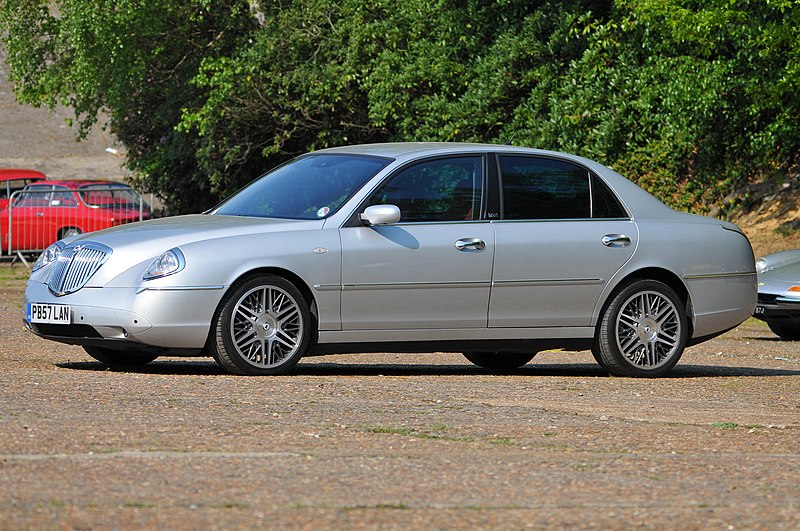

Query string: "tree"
[[1, 0, 257, 213], [181, 0, 606, 198]]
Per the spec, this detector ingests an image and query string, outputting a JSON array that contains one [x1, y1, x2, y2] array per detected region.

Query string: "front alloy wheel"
[[594, 279, 688, 377], [211, 275, 311, 375]]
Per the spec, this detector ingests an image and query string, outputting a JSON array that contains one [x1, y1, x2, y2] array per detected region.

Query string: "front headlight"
[[143, 248, 186, 280], [755, 257, 769, 274], [32, 242, 65, 272]]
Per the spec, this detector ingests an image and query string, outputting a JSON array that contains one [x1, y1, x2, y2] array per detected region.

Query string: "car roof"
[[315, 142, 695, 221], [26, 180, 129, 189], [316, 142, 578, 160], [314, 142, 621, 177], [0, 169, 47, 181]]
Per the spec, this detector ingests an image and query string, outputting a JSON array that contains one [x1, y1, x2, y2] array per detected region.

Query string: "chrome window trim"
[[488, 217, 633, 224]]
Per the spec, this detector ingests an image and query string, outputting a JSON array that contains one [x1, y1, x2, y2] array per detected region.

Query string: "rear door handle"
[[602, 234, 631, 247], [455, 238, 486, 252]]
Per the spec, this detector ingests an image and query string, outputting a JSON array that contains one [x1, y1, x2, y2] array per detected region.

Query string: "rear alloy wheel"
[[211, 275, 311, 375], [595, 279, 688, 377], [83, 346, 158, 367], [463, 351, 535, 370], [767, 322, 800, 341]]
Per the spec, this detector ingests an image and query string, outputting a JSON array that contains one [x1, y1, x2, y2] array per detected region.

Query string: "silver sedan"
[[23, 143, 757, 377]]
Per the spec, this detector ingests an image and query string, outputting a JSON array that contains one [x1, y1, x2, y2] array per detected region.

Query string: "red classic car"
[[2, 180, 150, 253], [0, 169, 47, 210]]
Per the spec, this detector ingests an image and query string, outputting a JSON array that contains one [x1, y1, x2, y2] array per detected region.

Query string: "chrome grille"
[[48, 242, 112, 296]]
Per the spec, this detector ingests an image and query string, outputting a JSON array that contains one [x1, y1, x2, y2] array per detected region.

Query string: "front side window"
[[50, 187, 78, 207], [213, 154, 391, 220], [370, 156, 483, 222], [500, 156, 590, 220]]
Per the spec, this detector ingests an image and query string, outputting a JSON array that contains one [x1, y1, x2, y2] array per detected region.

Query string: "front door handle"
[[602, 234, 631, 247], [455, 238, 486, 252]]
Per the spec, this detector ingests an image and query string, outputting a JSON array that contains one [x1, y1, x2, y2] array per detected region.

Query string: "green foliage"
[[179, 0, 388, 199], [2, 0, 798, 214]]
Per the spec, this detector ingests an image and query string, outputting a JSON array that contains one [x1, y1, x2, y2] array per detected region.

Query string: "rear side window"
[[500, 156, 589, 220], [499, 156, 628, 220], [50, 187, 78, 207], [591, 175, 628, 218]]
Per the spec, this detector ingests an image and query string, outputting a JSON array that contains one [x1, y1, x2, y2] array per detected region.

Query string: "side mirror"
[[360, 204, 401, 226]]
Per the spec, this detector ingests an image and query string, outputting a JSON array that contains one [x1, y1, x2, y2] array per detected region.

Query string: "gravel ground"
[[1, 268, 798, 530]]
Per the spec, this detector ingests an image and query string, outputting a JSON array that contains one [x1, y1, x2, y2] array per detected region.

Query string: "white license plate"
[[28, 303, 71, 324]]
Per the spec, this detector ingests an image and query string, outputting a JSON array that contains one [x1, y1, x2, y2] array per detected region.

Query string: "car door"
[[47, 186, 82, 239], [489, 155, 638, 328], [339, 155, 495, 330]]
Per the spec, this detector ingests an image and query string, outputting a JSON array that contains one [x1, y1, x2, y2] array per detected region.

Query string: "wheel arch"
[[205, 266, 320, 349], [58, 226, 83, 239], [598, 267, 694, 336], [227, 266, 318, 318]]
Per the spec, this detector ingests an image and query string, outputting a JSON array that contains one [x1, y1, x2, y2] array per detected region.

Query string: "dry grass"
[[735, 188, 800, 257]]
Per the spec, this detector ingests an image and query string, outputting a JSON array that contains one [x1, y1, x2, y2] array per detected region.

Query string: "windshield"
[[212, 154, 392, 220]]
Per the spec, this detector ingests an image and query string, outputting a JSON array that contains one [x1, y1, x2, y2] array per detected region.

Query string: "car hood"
[[759, 259, 800, 295], [51, 214, 327, 288], [68, 214, 324, 250]]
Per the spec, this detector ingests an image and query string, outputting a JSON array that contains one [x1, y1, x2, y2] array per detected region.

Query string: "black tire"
[[595, 279, 688, 378], [83, 346, 158, 367], [463, 351, 535, 370], [59, 227, 82, 239], [210, 274, 311, 375], [767, 322, 800, 341], [590, 341, 609, 371]]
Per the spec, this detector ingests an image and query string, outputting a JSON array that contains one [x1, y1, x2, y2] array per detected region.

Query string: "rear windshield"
[[78, 184, 143, 209]]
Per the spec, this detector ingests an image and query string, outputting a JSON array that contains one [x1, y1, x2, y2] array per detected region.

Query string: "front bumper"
[[23, 280, 226, 351]]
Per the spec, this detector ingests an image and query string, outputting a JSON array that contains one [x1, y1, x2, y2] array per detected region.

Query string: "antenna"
[[502, 132, 516, 146]]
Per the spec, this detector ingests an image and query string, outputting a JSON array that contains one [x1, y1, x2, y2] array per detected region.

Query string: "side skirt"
[[312, 327, 595, 356]]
